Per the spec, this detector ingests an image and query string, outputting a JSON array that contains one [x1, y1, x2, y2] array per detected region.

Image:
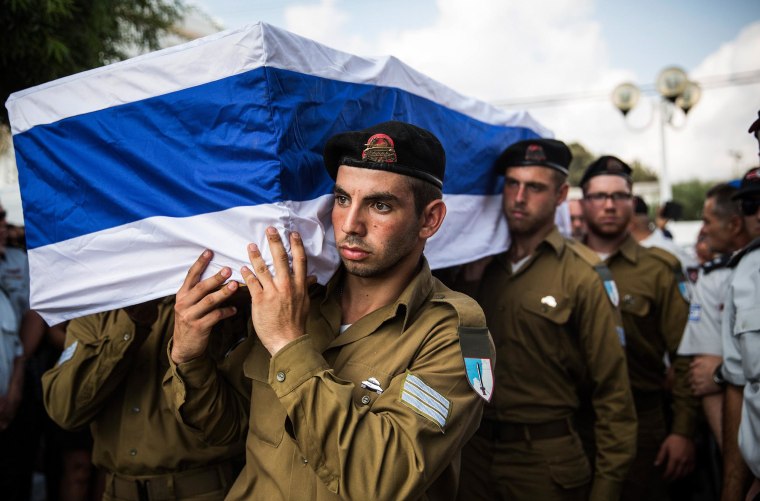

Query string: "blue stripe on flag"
[[14, 67, 537, 250]]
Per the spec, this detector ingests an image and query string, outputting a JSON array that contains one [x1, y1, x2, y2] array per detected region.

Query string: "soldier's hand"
[[688, 355, 723, 396], [655, 433, 696, 480], [242, 227, 310, 356], [171, 250, 239, 364]]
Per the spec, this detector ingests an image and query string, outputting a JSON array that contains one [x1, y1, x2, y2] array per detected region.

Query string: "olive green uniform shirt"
[[41, 297, 247, 475], [603, 235, 697, 437], [169, 260, 494, 500], [476, 228, 637, 500]]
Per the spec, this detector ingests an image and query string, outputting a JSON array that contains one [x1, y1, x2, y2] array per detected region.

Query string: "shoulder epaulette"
[[702, 253, 731, 275], [646, 246, 681, 272], [728, 237, 760, 268], [564, 238, 602, 267], [430, 282, 494, 402], [646, 246, 691, 302], [430, 282, 487, 329]]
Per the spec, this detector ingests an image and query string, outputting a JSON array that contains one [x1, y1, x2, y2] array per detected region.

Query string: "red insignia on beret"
[[362, 133, 397, 163], [747, 168, 760, 181], [525, 144, 547, 163]]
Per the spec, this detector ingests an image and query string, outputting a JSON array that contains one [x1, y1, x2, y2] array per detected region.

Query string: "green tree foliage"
[[1, 0, 185, 125], [672, 179, 718, 220]]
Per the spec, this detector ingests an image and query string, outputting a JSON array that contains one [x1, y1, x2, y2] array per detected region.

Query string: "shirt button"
[[276, 371, 286, 382], [123, 333, 131, 341], [129, 449, 137, 456], [131, 407, 140, 414], [361, 395, 371, 405], [302, 457, 308, 464]]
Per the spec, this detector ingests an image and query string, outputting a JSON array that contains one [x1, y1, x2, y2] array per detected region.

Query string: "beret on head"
[[732, 167, 760, 199], [494, 138, 572, 175], [580, 155, 632, 188], [633, 195, 649, 215], [323, 121, 445, 189]]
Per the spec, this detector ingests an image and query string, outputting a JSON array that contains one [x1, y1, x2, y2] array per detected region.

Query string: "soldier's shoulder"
[[564, 238, 602, 267], [430, 279, 487, 330], [643, 245, 681, 272]]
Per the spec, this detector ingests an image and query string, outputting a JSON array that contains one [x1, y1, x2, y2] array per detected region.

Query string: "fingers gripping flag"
[[6, 22, 551, 325]]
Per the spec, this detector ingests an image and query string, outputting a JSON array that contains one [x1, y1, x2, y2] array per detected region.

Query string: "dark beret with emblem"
[[323, 121, 445, 189], [732, 167, 760, 199], [580, 155, 632, 188], [494, 138, 571, 175]]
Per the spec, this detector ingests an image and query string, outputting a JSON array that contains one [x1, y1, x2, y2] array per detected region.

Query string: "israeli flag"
[[6, 22, 550, 325]]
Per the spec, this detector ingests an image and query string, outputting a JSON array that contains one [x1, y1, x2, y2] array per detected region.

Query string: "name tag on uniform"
[[689, 303, 701, 322]]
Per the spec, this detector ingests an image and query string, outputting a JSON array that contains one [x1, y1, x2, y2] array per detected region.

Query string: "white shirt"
[[721, 244, 760, 477], [678, 258, 731, 356]]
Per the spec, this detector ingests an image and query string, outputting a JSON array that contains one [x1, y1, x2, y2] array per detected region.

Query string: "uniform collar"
[[498, 225, 565, 271], [322, 257, 435, 348], [610, 234, 640, 264]]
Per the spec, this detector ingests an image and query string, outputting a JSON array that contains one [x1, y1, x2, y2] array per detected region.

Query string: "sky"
[[2, 0, 759, 224], [191, 0, 760, 181]]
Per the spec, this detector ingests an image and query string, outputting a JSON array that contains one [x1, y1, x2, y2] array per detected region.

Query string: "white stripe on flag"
[[30, 197, 337, 325]]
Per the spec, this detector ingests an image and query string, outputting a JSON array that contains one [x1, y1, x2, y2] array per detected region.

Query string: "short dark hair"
[[705, 183, 741, 220], [549, 169, 567, 191], [406, 176, 443, 216]]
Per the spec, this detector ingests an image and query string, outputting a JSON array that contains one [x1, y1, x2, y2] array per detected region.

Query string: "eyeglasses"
[[583, 192, 633, 204], [740, 198, 760, 216]]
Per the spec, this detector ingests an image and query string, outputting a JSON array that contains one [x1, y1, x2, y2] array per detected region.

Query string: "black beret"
[[494, 138, 571, 175], [732, 167, 760, 199], [633, 195, 648, 215], [580, 155, 632, 188], [323, 121, 445, 189]]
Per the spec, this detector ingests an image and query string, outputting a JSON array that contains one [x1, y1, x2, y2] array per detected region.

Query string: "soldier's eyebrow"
[[334, 185, 402, 204]]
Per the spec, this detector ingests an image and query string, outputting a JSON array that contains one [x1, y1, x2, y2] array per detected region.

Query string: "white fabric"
[[6, 23, 551, 138], [721, 247, 760, 477], [677, 266, 731, 356]]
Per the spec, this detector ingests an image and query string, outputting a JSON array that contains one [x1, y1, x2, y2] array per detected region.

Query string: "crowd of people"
[[0, 112, 758, 501]]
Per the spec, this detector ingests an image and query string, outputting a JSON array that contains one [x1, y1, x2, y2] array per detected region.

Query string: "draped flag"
[[6, 22, 551, 325]]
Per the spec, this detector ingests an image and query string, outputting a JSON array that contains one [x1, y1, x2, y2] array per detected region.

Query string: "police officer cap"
[[494, 138, 571, 175], [323, 121, 445, 189], [732, 167, 760, 199], [580, 155, 632, 188]]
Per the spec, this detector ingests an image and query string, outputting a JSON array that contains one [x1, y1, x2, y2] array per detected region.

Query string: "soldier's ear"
[[419, 199, 446, 240]]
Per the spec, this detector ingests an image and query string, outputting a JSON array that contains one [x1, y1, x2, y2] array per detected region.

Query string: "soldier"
[[677, 183, 750, 448], [579, 156, 698, 501], [167, 121, 495, 500], [454, 139, 636, 500], [568, 198, 587, 241], [42, 297, 247, 501], [721, 165, 760, 501]]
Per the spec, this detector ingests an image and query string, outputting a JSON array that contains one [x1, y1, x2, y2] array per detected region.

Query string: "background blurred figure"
[[630, 195, 697, 271], [568, 198, 587, 241]]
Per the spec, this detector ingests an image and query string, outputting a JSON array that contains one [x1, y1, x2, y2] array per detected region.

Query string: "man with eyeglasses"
[[579, 156, 698, 501], [720, 164, 760, 501], [454, 139, 636, 501]]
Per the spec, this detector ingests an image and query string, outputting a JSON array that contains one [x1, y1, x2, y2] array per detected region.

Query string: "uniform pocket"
[[243, 345, 285, 447], [619, 293, 651, 318], [520, 291, 572, 325]]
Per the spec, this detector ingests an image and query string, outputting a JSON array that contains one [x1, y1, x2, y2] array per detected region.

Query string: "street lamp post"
[[611, 66, 701, 204]]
